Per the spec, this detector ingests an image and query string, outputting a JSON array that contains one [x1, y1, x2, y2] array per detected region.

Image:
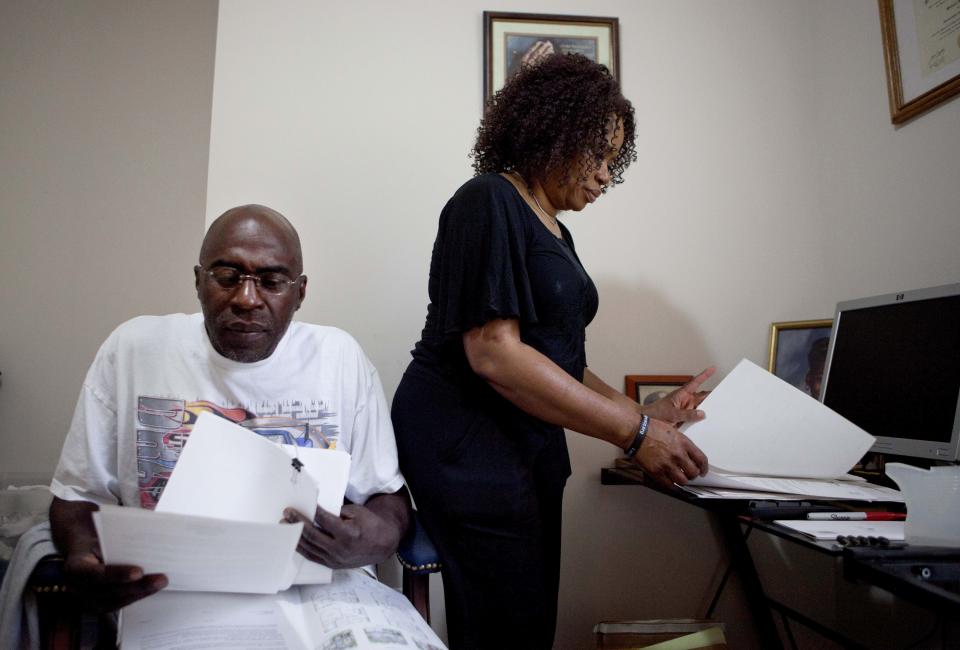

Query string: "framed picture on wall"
[[879, 0, 960, 124], [767, 320, 832, 399], [624, 375, 692, 406], [483, 11, 619, 101]]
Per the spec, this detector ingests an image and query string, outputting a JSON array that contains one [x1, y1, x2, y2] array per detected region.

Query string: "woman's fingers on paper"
[[685, 367, 715, 393]]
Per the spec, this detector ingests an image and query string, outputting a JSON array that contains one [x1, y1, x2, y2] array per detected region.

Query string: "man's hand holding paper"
[[285, 488, 410, 570]]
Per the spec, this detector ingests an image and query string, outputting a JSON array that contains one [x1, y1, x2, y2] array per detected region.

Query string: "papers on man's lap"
[[92, 412, 351, 593]]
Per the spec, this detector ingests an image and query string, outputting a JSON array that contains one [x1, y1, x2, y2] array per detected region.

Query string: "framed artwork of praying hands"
[[483, 11, 620, 102]]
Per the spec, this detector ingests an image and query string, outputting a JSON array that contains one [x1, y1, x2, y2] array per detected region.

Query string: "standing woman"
[[392, 54, 712, 649]]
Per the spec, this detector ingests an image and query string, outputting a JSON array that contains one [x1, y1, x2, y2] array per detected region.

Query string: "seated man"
[[49, 204, 410, 614]]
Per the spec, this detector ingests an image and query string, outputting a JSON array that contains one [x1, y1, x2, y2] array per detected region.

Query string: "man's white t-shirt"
[[51, 313, 404, 510]]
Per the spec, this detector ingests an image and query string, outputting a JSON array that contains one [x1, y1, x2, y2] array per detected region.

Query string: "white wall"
[[0, 1, 218, 478], [2, 0, 957, 647]]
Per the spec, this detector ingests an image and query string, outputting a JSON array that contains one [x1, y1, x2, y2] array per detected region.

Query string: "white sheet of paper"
[[284, 445, 351, 584], [156, 412, 320, 523], [121, 590, 309, 650], [681, 359, 875, 479], [774, 519, 905, 541], [93, 505, 303, 593], [285, 445, 351, 519]]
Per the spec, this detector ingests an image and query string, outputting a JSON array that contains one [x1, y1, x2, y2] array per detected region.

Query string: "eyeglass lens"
[[207, 267, 295, 294]]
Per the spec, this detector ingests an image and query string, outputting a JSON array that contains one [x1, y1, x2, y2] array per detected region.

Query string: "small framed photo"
[[483, 11, 620, 101], [624, 375, 693, 406], [768, 320, 833, 398]]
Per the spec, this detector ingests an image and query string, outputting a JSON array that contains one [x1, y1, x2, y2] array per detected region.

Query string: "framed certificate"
[[879, 0, 960, 124]]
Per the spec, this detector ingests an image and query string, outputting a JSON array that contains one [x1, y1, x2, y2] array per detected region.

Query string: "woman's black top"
[[406, 173, 599, 476]]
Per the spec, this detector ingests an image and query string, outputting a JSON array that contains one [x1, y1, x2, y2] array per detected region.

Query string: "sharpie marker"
[[807, 512, 905, 521]]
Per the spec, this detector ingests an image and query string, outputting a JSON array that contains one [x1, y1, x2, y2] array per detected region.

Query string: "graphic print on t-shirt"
[[135, 396, 340, 509]]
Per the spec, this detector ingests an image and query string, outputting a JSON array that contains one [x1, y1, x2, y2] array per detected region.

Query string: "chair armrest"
[[29, 555, 67, 591], [396, 511, 441, 575]]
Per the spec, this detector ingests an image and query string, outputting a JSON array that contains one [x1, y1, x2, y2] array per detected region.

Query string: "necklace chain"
[[511, 171, 558, 227]]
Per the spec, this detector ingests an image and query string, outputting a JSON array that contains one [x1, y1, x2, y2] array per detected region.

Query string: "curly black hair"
[[471, 53, 636, 190]]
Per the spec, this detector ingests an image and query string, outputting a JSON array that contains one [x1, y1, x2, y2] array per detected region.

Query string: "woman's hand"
[[640, 367, 714, 426], [630, 418, 708, 488]]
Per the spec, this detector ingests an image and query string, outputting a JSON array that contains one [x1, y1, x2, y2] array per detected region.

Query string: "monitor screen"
[[821, 284, 960, 461]]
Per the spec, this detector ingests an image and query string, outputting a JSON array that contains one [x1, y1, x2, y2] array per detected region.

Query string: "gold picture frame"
[[768, 320, 833, 398], [879, 0, 960, 125]]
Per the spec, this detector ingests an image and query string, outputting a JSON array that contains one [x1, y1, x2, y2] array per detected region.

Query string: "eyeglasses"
[[197, 265, 303, 295]]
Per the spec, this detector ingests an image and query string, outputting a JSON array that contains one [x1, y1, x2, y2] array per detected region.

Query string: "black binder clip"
[[290, 456, 304, 484]]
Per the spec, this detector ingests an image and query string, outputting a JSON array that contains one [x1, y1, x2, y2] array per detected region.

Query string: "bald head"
[[200, 204, 303, 275], [195, 204, 307, 362]]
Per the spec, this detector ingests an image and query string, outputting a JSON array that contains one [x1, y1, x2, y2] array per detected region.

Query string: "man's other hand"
[[284, 488, 411, 569]]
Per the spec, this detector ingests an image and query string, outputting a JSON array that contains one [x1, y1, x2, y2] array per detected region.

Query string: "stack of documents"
[[93, 412, 352, 593], [678, 360, 902, 502]]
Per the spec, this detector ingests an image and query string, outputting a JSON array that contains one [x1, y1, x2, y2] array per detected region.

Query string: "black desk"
[[601, 466, 958, 649], [843, 546, 960, 615]]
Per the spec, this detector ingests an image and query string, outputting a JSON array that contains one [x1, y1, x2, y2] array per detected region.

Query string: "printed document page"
[[122, 571, 448, 650], [283, 570, 446, 650], [681, 359, 875, 479], [93, 505, 303, 593], [121, 590, 309, 650]]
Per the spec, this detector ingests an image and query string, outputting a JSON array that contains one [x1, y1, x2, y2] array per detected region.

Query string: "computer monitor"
[[820, 282, 960, 462]]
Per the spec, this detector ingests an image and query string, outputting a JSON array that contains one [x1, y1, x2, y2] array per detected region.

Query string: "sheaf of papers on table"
[[680, 359, 875, 479], [681, 475, 904, 501], [93, 412, 352, 592], [774, 519, 905, 541]]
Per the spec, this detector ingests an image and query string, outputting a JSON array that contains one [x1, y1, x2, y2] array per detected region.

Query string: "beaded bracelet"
[[624, 414, 650, 458]]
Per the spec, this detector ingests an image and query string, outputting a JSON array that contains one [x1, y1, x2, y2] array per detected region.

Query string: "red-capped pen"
[[806, 512, 906, 521]]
